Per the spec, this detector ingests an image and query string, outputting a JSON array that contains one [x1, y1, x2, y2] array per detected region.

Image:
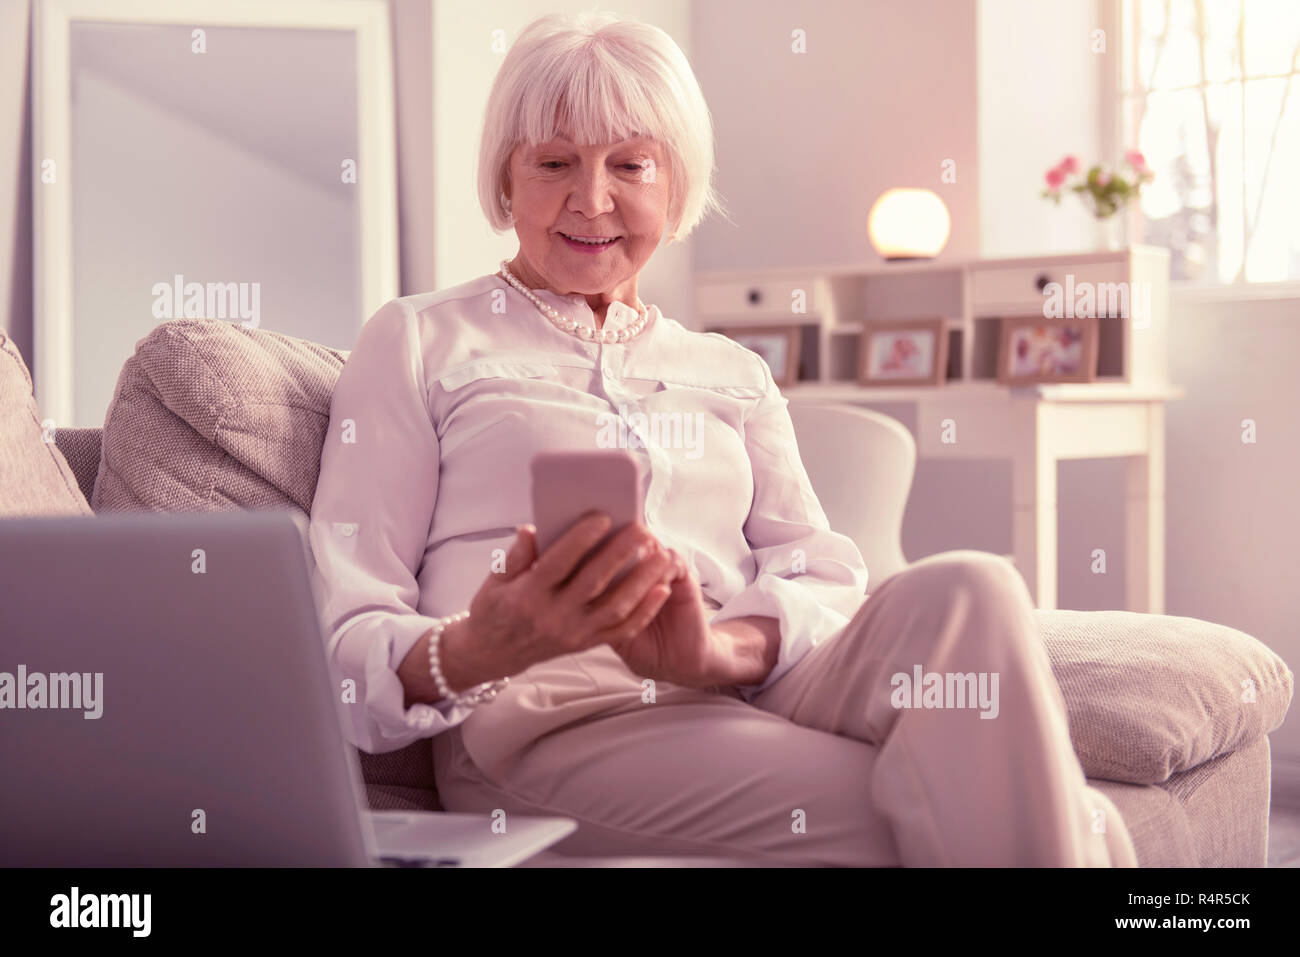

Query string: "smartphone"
[[531, 449, 645, 584]]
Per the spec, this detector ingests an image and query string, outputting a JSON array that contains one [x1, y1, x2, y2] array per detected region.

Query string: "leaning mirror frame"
[[32, 0, 399, 427]]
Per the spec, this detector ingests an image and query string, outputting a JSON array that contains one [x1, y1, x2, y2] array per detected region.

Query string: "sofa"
[[2, 319, 1293, 867]]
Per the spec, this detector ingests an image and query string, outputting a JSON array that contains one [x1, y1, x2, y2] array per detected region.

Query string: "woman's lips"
[[558, 233, 622, 253]]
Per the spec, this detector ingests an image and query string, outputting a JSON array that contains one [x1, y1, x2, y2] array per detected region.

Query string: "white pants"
[[432, 550, 1138, 866]]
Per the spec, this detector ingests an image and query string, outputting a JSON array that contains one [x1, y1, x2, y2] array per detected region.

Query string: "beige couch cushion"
[[93, 319, 346, 512], [53, 428, 102, 503], [0, 330, 93, 517], [1038, 609, 1293, 785]]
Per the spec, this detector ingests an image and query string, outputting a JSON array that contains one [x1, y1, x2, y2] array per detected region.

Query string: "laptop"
[[0, 509, 576, 867]]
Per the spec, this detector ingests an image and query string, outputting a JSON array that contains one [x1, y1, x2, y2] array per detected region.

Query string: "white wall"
[[1164, 292, 1300, 762], [691, 0, 980, 271], [978, 0, 1105, 257]]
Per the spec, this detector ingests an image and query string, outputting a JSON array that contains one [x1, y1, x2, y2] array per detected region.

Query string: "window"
[[1120, 0, 1300, 284]]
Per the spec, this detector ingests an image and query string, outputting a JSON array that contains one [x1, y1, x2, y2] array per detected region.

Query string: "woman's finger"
[[500, 523, 537, 580], [660, 548, 691, 579], [665, 548, 688, 581], [599, 583, 670, 646]]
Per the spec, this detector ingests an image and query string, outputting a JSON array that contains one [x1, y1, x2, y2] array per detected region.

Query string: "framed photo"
[[708, 324, 802, 386], [857, 318, 948, 386], [997, 315, 1099, 384]]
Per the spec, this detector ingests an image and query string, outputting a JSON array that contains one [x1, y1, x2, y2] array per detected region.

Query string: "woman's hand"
[[446, 513, 680, 685], [603, 547, 733, 690]]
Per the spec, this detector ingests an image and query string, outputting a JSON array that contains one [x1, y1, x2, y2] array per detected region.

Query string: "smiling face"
[[504, 134, 671, 301]]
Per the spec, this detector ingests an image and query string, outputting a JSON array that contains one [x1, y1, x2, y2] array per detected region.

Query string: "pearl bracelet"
[[427, 611, 509, 708]]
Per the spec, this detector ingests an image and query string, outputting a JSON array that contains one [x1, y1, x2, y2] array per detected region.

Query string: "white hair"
[[477, 10, 726, 244]]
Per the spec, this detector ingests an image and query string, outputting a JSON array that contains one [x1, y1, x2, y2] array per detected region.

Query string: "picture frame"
[[856, 318, 948, 387], [707, 324, 802, 387], [996, 315, 1099, 385]]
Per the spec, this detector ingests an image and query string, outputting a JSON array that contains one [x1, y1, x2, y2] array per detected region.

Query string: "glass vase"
[[1097, 214, 1127, 251]]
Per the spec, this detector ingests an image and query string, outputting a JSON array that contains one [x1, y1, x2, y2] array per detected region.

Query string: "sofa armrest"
[[1040, 608, 1294, 784]]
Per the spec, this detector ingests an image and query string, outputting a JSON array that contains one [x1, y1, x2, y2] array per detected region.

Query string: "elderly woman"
[[308, 10, 1136, 867]]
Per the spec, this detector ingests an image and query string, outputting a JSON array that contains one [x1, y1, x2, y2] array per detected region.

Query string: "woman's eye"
[[537, 160, 646, 172]]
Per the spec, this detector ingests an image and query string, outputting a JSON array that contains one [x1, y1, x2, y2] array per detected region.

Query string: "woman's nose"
[[568, 167, 616, 218]]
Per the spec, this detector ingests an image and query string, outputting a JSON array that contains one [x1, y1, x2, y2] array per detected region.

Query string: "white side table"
[[784, 381, 1184, 612]]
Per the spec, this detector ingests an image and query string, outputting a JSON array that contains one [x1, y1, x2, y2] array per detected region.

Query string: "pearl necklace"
[[497, 260, 651, 344]]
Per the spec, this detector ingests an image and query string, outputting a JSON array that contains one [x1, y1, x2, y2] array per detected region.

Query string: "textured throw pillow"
[[93, 319, 444, 809], [93, 319, 347, 512], [0, 330, 94, 516], [52, 428, 102, 503], [1038, 608, 1294, 785]]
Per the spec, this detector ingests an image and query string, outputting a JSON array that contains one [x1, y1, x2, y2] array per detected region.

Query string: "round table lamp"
[[867, 188, 951, 260]]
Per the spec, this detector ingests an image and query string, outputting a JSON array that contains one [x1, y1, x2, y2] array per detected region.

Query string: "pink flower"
[[1060, 155, 1080, 175], [1125, 149, 1148, 170], [1096, 170, 1111, 187], [1045, 166, 1067, 190]]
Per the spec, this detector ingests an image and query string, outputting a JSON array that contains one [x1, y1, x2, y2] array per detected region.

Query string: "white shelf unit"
[[693, 245, 1171, 393]]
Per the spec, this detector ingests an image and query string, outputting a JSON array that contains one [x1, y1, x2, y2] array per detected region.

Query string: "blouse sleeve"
[[708, 356, 870, 701], [307, 297, 476, 753]]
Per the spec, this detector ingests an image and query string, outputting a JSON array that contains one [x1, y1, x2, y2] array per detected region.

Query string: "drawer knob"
[[747, 287, 763, 305], [1034, 273, 1052, 292]]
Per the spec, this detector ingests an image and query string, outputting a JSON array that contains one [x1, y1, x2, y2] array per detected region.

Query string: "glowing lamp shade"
[[867, 188, 951, 261]]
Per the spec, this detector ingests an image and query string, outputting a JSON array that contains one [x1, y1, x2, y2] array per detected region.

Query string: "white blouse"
[[307, 273, 869, 754]]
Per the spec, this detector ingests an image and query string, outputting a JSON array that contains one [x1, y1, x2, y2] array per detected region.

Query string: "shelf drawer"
[[696, 276, 824, 318], [970, 260, 1129, 314]]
